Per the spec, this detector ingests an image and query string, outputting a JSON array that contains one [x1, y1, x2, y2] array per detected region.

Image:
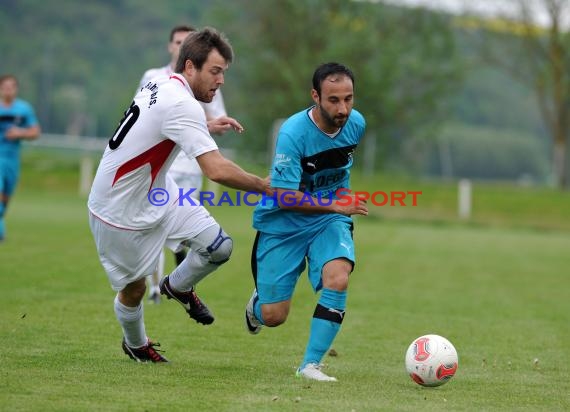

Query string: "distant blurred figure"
[[138, 25, 242, 305], [0, 75, 40, 242]]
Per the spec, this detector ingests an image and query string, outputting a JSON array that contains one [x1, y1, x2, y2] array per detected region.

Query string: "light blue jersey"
[[253, 106, 366, 235], [0, 98, 38, 198], [0, 98, 38, 159]]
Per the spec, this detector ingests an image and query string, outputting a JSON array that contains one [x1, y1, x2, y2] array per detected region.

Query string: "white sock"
[[114, 295, 147, 348], [169, 250, 218, 292], [169, 225, 229, 292]]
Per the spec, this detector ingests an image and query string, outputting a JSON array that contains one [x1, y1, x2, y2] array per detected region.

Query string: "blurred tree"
[[207, 0, 462, 170], [0, 0, 472, 175], [0, 0, 184, 136], [423, 123, 549, 181], [461, 0, 570, 188]]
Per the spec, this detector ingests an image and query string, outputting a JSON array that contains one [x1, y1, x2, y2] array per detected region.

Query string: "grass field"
[[0, 153, 569, 411]]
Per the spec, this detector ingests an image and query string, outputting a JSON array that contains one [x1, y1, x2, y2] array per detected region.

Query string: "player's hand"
[[4, 127, 23, 140], [337, 195, 368, 216], [207, 116, 244, 135], [262, 176, 274, 197]]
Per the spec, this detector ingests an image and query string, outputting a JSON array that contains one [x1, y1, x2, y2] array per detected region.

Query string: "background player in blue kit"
[[0, 74, 41, 242], [245, 62, 368, 381]]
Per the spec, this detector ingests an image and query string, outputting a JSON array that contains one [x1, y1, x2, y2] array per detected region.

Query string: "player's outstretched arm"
[[275, 188, 368, 216], [196, 150, 270, 195], [4, 125, 41, 141]]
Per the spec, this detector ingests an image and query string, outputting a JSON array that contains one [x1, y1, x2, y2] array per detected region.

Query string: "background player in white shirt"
[[139, 25, 243, 306], [88, 27, 270, 362]]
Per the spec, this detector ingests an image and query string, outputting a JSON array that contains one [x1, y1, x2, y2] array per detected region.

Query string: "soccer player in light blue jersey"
[[0, 75, 40, 241], [245, 62, 369, 381]]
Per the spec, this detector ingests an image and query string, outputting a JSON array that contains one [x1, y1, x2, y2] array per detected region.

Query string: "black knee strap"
[[206, 227, 232, 265], [313, 303, 345, 324]]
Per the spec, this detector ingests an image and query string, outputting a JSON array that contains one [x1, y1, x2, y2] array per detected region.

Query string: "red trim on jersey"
[[89, 211, 142, 232], [170, 75, 185, 88], [112, 140, 176, 190]]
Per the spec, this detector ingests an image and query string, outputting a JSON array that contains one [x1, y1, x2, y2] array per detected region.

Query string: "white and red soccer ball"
[[405, 334, 459, 387]]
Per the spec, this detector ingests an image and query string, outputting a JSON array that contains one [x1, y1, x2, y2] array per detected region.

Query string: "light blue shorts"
[[0, 158, 20, 198], [252, 219, 354, 304]]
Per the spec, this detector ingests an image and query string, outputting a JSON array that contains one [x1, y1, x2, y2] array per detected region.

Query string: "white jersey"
[[139, 64, 227, 179], [139, 64, 226, 119], [88, 74, 218, 229]]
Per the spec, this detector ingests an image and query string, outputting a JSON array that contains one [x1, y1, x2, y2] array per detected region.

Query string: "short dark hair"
[[174, 27, 233, 72], [0, 74, 18, 86], [312, 62, 355, 97], [169, 25, 195, 42]]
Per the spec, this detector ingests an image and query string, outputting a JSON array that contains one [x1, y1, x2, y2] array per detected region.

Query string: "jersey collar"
[[307, 106, 342, 139], [169, 74, 194, 98]]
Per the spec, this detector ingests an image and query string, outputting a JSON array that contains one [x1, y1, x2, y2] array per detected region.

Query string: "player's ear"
[[184, 59, 195, 74], [311, 89, 319, 105]]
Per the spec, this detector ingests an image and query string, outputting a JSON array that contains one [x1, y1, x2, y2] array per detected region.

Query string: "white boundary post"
[[79, 156, 94, 197], [458, 179, 472, 220]]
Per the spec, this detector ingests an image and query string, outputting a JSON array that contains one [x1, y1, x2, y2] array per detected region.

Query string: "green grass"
[[353, 173, 570, 231], [0, 153, 569, 411]]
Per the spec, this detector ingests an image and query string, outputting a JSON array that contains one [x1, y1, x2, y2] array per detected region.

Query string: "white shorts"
[[89, 203, 217, 291]]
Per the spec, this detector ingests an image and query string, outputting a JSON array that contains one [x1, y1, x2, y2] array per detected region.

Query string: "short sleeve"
[[162, 99, 218, 159], [270, 131, 302, 190], [23, 102, 38, 127]]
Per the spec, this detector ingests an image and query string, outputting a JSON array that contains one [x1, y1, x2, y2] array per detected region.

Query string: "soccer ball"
[[405, 334, 458, 387]]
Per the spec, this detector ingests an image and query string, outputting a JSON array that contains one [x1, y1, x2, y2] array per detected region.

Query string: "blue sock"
[[301, 288, 347, 369], [0, 203, 5, 240]]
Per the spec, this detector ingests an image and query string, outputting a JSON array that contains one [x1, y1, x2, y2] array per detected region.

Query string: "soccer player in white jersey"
[[245, 63, 367, 381], [140, 25, 242, 307], [88, 27, 270, 362]]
